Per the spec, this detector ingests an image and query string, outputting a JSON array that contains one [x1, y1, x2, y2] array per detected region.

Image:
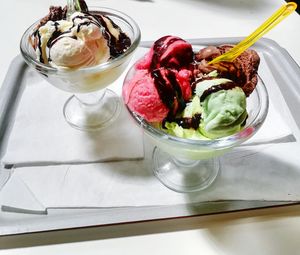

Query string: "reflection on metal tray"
[[0, 38, 299, 236]]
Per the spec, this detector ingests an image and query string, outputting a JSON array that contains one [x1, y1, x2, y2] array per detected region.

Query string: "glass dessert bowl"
[[20, 7, 141, 131], [123, 62, 269, 192]]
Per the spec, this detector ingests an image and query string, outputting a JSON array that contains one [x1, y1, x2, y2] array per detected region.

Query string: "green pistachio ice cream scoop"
[[196, 79, 247, 139]]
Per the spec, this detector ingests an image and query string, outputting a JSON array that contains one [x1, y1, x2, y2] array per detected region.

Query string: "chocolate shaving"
[[36, 6, 66, 30], [33, 0, 88, 32]]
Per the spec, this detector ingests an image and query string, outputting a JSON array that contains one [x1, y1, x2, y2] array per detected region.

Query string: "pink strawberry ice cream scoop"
[[123, 68, 192, 122], [123, 35, 194, 122], [123, 69, 169, 122]]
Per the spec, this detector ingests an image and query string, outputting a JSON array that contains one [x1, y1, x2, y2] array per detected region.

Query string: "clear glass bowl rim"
[[20, 6, 141, 74], [125, 74, 269, 149]]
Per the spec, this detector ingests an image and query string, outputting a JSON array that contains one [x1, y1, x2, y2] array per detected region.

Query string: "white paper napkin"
[[1, 70, 144, 167], [0, 172, 45, 214], [1, 141, 300, 213]]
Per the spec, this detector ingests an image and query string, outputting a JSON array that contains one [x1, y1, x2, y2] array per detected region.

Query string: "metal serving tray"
[[0, 38, 299, 236]]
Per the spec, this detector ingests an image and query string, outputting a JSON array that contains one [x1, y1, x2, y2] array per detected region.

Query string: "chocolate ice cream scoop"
[[195, 45, 260, 97]]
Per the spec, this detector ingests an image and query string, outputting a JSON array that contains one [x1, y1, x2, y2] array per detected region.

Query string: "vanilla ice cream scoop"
[[32, 10, 131, 69], [49, 17, 110, 68], [50, 35, 109, 68]]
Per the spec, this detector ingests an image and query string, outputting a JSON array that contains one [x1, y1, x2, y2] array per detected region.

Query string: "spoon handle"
[[66, 0, 82, 21], [208, 2, 297, 65]]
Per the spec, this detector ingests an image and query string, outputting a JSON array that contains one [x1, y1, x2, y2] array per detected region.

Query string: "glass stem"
[[74, 89, 106, 107], [172, 157, 200, 168]]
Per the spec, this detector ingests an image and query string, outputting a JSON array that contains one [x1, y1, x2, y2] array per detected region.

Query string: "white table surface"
[[1, 0, 300, 253]]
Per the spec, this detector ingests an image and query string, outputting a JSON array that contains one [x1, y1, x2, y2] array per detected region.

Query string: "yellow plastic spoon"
[[208, 2, 297, 65]]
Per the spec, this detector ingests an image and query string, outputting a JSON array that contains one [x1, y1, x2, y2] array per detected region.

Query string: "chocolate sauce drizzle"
[[91, 12, 131, 57], [200, 82, 237, 102], [151, 69, 176, 110], [149, 36, 188, 123], [167, 113, 202, 130], [36, 32, 44, 63]]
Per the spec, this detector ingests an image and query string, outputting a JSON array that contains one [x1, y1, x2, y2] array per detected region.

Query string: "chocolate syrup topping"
[[150, 36, 182, 70], [200, 82, 237, 102], [37, 32, 43, 63], [78, 0, 88, 12], [151, 69, 176, 110], [166, 71, 186, 112], [174, 113, 202, 130], [151, 68, 186, 120], [191, 76, 214, 91], [91, 12, 131, 57], [47, 22, 63, 48]]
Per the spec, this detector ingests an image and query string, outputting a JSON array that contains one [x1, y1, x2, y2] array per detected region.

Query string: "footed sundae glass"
[[20, 7, 141, 131], [123, 65, 269, 193]]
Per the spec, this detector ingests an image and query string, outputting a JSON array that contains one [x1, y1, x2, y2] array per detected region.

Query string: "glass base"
[[152, 147, 220, 193], [63, 89, 121, 131]]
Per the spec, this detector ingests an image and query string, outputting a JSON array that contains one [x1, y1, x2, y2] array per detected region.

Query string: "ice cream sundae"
[[123, 35, 260, 139], [30, 1, 131, 69]]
